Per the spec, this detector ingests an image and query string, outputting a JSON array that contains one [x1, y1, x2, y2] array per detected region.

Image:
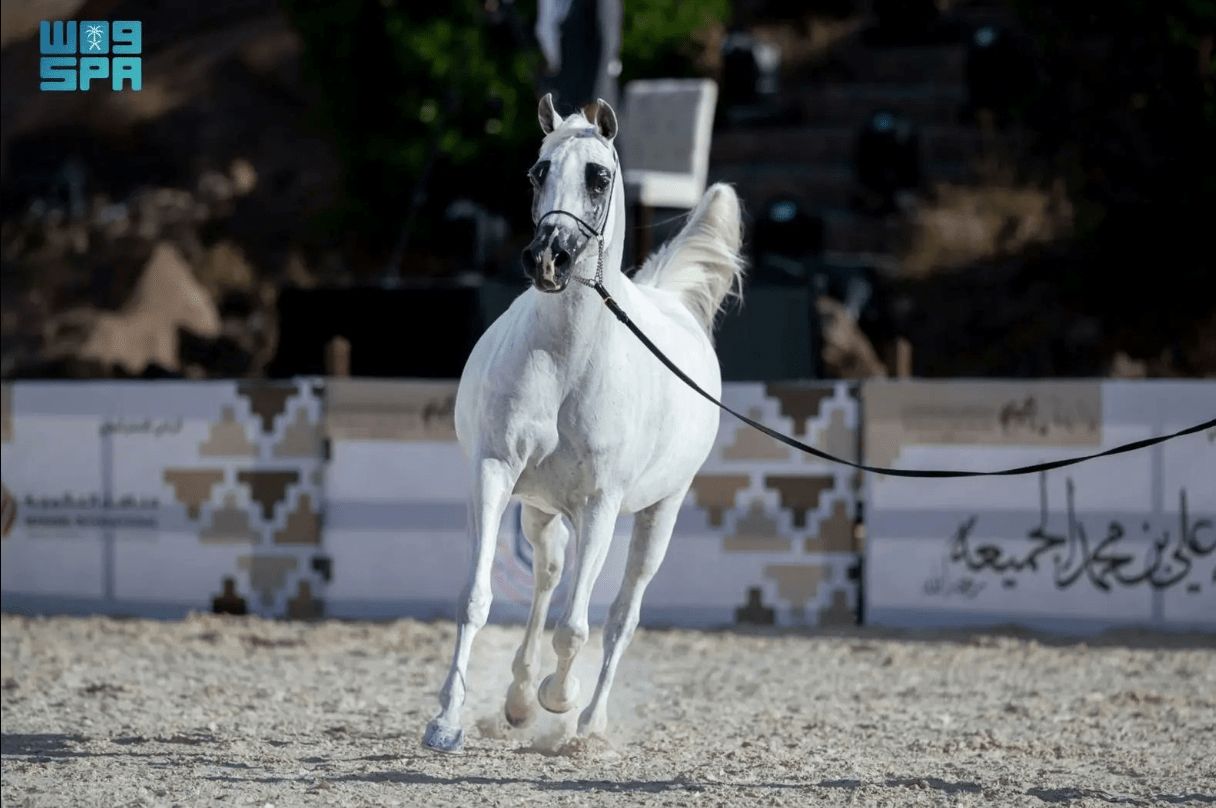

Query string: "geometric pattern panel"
[[0, 379, 326, 619], [680, 382, 861, 628]]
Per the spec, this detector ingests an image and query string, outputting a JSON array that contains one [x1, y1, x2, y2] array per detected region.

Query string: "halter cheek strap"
[[534, 149, 619, 288]]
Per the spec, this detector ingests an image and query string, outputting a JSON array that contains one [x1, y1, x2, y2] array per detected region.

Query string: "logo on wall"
[[1, 484, 15, 539], [39, 20, 142, 92]]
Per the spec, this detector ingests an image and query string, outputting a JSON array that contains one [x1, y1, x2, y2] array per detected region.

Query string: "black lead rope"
[[592, 283, 1216, 479]]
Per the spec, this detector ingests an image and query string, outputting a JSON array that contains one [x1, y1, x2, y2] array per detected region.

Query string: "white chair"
[[619, 78, 718, 210], [618, 79, 718, 264]]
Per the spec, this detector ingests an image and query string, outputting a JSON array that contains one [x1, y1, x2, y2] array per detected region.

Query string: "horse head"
[[521, 93, 620, 293]]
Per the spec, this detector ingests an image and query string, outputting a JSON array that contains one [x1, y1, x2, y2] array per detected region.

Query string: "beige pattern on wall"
[[863, 380, 1101, 469], [722, 407, 792, 461], [163, 469, 225, 519], [690, 474, 750, 527], [201, 494, 258, 544], [1, 384, 11, 443], [724, 499, 791, 553], [199, 407, 255, 456]]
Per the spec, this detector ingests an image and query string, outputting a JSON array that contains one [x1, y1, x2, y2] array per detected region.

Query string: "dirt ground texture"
[[1, 614, 1214, 807]]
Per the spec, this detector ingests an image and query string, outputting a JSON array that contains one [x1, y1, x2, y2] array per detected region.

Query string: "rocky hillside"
[[1, 0, 339, 378]]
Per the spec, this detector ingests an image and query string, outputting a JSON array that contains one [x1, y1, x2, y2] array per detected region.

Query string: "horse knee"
[[553, 622, 587, 658], [535, 558, 563, 591], [605, 621, 637, 650], [605, 602, 640, 647], [461, 585, 492, 629]]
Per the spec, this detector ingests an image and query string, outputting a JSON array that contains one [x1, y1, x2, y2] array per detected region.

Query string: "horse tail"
[[631, 183, 745, 335]]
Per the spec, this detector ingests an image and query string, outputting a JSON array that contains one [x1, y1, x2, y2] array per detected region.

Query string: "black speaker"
[[854, 110, 921, 212], [751, 197, 825, 284], [721, 33, 763, 107], [964, 25, 1037, 125], [870, 0, 940, 45], [267, 284, 486, 378]]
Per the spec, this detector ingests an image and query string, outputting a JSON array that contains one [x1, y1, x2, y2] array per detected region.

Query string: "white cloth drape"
[[535, 0, 574, 72]]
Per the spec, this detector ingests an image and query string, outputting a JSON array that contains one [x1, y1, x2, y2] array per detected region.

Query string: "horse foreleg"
[[423, 458, 516, 753], [538, 494, 619, 714], [578, 489, 683, 736], [504, 506, 569, 727]]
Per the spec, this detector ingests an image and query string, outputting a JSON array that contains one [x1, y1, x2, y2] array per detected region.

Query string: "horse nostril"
[[552, 249, 570, 270]]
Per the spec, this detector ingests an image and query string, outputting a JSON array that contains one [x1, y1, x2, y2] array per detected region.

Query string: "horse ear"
[[538, 93, 561, 135], [591, 98, 618, 141]]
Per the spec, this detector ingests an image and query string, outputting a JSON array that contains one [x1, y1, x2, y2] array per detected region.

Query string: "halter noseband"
[[534, 144, 619, 288]]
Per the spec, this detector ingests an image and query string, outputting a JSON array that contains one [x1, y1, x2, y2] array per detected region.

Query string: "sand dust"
[[2, 614, 1214, 806]]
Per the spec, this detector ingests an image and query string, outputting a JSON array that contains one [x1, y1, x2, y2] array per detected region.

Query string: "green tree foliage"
[[619, 0, 730, 83], [281, 1, 541, 259]]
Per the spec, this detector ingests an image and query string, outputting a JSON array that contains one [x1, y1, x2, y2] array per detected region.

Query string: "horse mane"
[[540, 116, 609, 154], [632, 184, 746, 335]]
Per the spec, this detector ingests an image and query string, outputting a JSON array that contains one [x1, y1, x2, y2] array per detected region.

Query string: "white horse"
[[423, 94, 745, 753]]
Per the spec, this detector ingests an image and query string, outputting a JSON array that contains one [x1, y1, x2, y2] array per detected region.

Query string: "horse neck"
[[531, 182, 627, 371]]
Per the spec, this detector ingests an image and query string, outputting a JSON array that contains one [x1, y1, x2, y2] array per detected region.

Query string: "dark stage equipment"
[[719, 30, 789, 126], [853, 110, 921, 213], [868, 0, 940, 45], [751, 197, 825, 284], [267, 284, 486, 378], [964, 25, 1037, 125]]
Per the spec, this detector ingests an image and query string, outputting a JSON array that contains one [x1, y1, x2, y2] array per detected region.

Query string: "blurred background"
[[2, 0, 1214, 384]]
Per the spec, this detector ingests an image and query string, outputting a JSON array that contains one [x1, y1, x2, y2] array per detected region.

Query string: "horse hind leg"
[[422, 458, 516, 753], [578, 489, 683, 737], [504, 506, 569, 727], [537, 493, 620, 715]]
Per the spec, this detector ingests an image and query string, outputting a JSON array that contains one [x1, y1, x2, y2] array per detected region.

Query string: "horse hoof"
[[505, 701, 534, 728], [421, 720, 465, 754], [537, 673, 579, 714], [505, 680, 537, 727], [577, 707, 606, 737]]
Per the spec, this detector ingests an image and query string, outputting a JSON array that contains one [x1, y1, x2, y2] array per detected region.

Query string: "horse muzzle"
[[521, 228, 579, 293]]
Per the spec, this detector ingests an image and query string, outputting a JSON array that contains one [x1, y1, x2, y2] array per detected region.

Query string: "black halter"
[[534, 145, 619, 288]]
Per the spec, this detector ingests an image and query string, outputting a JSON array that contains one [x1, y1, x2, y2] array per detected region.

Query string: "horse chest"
[[456, 286, 719, 514], [506, 371, 654, 505], [517, 381, 635, 468]]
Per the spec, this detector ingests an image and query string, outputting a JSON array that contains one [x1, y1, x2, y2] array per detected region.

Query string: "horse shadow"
[[1, 733, 85, 759], [5, 734, 1213, 804]]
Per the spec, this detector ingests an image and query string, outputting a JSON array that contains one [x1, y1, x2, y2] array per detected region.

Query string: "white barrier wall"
[[320, 379, 474, 620], [862, 380, 1216, 633], [6, 377, 1210, 633], [1, 381, 328, 618]]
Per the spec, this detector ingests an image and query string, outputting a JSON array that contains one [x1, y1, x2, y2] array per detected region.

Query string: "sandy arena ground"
[[1, 614, 1214, 807]]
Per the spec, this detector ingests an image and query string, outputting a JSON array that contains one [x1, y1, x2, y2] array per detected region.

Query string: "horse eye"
[[586, 164, 609, 193], [529, 161, 550, 186]]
